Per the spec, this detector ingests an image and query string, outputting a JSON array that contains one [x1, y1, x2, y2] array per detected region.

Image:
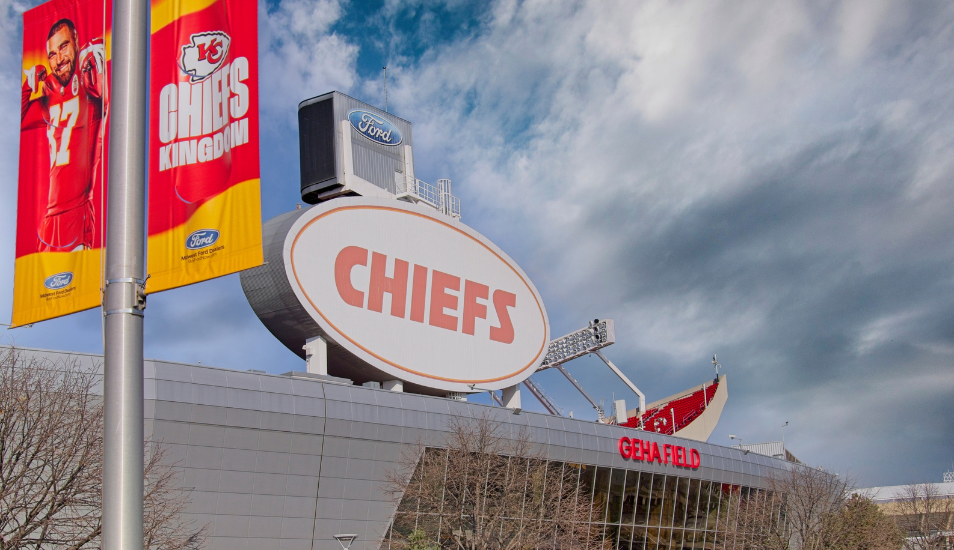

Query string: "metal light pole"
[[102, 0, 149, 545]]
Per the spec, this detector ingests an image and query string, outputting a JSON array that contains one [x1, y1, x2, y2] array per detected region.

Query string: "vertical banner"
[[13, 0, 108, 327], [147, 0, 262, 293]]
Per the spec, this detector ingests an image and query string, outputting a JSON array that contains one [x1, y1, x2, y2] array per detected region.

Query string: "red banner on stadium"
[[147, 0, 262, 293], [13, 0, 109, 327]]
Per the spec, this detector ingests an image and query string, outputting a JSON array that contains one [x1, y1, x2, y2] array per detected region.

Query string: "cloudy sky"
[[2, 0, 953, 486]]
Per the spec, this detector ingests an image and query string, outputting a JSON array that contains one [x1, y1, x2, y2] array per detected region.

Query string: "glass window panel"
[[657, 528, 672, 550], [687, 529, 702, 549], [632, 527, 648, 550], [671, 529, 685, 549], [608, 468, 627, 524], [660, 475, 678, 528], [524, 459, 548, 521], [593, 467, 612, 524], [648, 474, 666, 526], [579, 464, 597, 511], [622, 469, 640, 526], [541, 461, 565, 521], [636, 472, 653, 526], [673, 477, 690, 529], [619, 525, 634, 550], [646, 528, 661, 550], [604, 524, 621, 549], [686, 479, 702, 531]]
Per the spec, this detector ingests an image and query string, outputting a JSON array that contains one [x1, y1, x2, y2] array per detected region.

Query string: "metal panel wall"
[[2, 346, 794, 550], [298, 97, 338, 202], [331, 92, 413, 193]]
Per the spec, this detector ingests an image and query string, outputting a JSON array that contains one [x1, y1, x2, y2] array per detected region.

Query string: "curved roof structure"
[[621, 374, 727, 442]]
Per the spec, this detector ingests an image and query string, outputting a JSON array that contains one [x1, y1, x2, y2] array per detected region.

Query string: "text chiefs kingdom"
[[155, 31, 250, 171]]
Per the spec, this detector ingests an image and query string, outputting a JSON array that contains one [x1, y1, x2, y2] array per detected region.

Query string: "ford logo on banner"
[[186, 229, 220, 250], [347, 110, 403, 147], [44, 272, 73, 290]]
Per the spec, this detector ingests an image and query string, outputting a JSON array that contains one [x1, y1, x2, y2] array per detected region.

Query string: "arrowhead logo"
[[179, 31, 231, 82]]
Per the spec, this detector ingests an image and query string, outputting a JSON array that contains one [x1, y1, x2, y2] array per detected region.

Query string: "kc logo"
[[179, 31, 231, 82], [198, 40, 224, 64]]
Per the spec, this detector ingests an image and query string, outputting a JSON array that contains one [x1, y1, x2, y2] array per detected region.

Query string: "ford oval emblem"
[[44, 272, 74, 290], [347, 109, 403, 147], [186, 229, 220, 250]]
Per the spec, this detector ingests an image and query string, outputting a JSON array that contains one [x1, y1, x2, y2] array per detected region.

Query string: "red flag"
[[13, 0, 109, 326], [147, 0, 262, 293]]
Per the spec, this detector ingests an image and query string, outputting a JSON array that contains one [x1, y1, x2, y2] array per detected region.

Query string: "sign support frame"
[[102, 0, 148, 547]]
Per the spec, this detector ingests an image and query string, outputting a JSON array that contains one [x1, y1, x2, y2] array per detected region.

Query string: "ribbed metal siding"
[[298, 96, 338, 203], [331, 92, 413, 193]]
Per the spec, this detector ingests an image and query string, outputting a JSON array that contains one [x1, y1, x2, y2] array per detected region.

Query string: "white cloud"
[[258, 0, 358, 127]]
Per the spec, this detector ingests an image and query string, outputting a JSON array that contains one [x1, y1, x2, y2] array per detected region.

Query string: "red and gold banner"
[[147, 0, 262, 293], [13, 0, 109, 327]]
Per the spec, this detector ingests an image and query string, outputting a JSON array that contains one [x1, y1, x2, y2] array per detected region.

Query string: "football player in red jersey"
[[21, 18, 104, 252]]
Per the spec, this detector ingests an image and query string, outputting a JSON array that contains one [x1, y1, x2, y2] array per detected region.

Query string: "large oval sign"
[[284, 197, 549, 392], [347, 109, 403, 147]]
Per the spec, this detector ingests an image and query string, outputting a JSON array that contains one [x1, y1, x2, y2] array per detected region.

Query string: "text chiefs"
[[335, 246, 517, 344], [155, 58, 251, 170]]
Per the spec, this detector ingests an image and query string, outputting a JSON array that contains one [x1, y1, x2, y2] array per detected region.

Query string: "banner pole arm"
[[102, 0, 148, 547]]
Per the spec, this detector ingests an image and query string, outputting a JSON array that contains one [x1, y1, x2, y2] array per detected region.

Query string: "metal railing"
[[396, 175, 461, 220]]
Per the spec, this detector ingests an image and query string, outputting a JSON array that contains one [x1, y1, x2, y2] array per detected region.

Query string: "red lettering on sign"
[[619, 437, 633, 459], [490, 290, 516, 344], [462, 280, 489, 336], [409, 265, 428, 323], [333, 247, 520, 343], [335, 246, 368, 308], [618, 437, 700, 469], [429, 270, 460, 331], [368, 252, 408, 318], [632, 438, 643, 460]]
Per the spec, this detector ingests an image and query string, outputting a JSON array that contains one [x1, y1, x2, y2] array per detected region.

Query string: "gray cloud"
[[2, 0, 953, 487]]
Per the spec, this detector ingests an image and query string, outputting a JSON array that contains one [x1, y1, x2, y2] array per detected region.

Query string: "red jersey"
[[21, 42, 104, 217]]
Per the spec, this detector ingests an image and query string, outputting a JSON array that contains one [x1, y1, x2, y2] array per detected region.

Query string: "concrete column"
[[384, 380, 404, 392], [502, 384, 521, 410], [303, 336, 327, 376]]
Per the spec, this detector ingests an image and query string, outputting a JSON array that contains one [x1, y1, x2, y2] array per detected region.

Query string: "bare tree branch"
[[0, 347, 206, 550], [384, 411, 609, 549]]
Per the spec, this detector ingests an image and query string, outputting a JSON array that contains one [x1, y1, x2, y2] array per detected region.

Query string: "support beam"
[[303, 336, 328, 376], [594, 350, 645, 426], [501, 384, 521, 411], [523, 377, 561, 416], [556, 365, 604, 422]]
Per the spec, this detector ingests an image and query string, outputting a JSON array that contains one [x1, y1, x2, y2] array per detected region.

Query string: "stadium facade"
[[11, 346, 793, 550]]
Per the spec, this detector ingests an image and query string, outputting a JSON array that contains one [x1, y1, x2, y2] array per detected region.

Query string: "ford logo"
[[347, 109, 403, 147], [44, 272, 73, 290], [186, 229, 220, 250]]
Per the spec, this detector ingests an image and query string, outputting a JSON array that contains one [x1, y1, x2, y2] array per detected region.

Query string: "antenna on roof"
[[712, 354, 721, 377], [383, 66, 388, 112]]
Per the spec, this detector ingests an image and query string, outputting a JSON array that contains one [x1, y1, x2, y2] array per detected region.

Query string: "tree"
[[893, 483, 954, 550], [384, 411, 608, 549], [714, 466, 901, 550], [0, 347, 205, 550]]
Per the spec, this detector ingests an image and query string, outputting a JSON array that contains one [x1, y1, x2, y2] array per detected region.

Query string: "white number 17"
[[47, 97, 79, 167]]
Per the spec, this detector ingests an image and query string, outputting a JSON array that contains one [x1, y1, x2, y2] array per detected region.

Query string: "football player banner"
[[13, 0, 108, 327], [147, 0, 262, 293]]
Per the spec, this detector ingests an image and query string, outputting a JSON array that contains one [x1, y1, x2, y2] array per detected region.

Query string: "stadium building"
[[12, 92, 798, 549]]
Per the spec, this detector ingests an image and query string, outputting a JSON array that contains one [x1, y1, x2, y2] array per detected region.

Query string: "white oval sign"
[[284, 197, 550, 392]]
